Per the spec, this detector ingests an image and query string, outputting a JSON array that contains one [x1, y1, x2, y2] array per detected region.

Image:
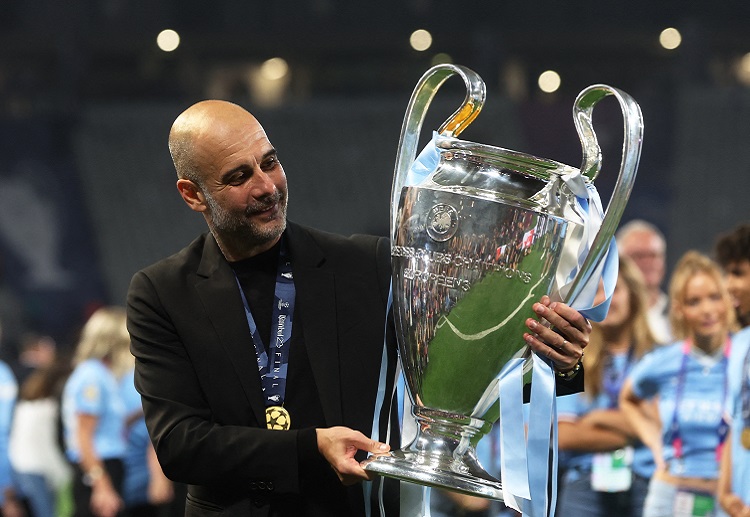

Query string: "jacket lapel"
[[286, 223, 343, 426], [193, 235, 267, 426]]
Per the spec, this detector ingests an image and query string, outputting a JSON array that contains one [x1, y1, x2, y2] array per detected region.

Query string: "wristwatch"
[[82, 465, 105, 486], [555, 359, 582, 381]]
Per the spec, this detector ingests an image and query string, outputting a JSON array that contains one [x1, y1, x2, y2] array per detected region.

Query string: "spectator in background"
[[62, 307, 132, 517], [617, 220, 672, 345], [620, 251, 737, 517], [714, 223, 750, 516], [9, 361, 72, 517], [119, 367, 174, 517], [715, 223, 750, 328], [12, 333, 57, 390], [556, 256, 657, 517], [0, 354, 22, 517]]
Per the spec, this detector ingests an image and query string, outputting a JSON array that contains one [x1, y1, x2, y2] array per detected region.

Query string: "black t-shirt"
[[229, 240, 348, 514]]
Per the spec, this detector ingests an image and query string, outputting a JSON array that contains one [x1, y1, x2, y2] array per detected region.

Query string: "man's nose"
[[249, 168, 277, 197]]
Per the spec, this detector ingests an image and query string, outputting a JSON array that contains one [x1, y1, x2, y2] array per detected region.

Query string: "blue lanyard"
[[742, 342, 750, 427], [666, 338, 730, 462], [235, 240, 295, 407]]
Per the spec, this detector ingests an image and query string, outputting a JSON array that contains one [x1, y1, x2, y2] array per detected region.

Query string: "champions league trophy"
[[363, 64, 643, 500]]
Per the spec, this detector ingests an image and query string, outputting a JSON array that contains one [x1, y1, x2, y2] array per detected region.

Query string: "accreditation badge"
[[266, 406, 291, 431], [674, 489, 715, 517], [591, 446, 633, 492]]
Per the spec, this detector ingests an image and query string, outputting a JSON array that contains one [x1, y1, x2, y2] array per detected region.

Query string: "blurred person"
[[617, 219, 672, 344], [119, 367, 173, 517], [715, 223, 750, 328], [62, 307, 132, 517], [9, 361, 72, 517], [0, 355, 23, 517], [620, 251, 738, 517], [714, 223, 750, 516], [556, 256, 657, 517], [12, 333, 57, 386], [126, 99, 591, 516]]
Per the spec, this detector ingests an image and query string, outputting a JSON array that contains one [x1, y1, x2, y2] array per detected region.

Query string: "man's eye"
[[229, 173, 248, 185], [262, 157, 278, 171]]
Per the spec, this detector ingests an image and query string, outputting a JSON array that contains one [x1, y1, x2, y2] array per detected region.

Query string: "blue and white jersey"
[[62, 359, 127, 463], [557, 351, 654, 477], [726, 327, 750, 505], [0, 361, 17, 504], [629, 341, 728, 479], [120, 368, 150, 507]]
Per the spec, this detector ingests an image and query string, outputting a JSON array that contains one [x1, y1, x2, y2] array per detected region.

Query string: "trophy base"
[[363, 450, 503, 500], [363, 410, 503, 500]]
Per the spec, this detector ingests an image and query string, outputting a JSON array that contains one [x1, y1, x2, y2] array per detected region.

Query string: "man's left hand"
[[523, 295, 590, 372]]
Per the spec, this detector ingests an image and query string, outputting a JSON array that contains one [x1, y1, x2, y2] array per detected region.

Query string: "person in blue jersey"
[[621, 251, 738, 517], [119, 367, 174, 517], [0, 358, 23, 517], [62, 307, 133, 517], [556, 256, 657, 517], [714, 223, 750, 516]]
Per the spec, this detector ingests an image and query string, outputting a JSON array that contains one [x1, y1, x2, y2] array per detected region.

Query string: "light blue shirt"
[[120, 368, 150, 507], [629, 341, 728, 479], [726, 327, 750, 505], [0, 361, 17, 503], [557, 351, 654, 477], [62, 359, 127, 462]]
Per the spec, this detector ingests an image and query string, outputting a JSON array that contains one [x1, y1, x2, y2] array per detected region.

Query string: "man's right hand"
[[316, 426, 390, 485]]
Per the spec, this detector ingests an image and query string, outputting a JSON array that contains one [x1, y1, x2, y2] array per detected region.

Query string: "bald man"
[[126, 100, 590, 517], [616, 220, 672, 344]]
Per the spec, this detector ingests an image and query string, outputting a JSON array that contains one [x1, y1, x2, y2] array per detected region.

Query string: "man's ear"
[[177, 179, 208, 213]]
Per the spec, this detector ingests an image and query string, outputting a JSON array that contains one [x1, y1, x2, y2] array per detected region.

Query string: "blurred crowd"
[[431, 220, 750, 517], [0, 302, 186, 516], [0, 219, 749, 517]]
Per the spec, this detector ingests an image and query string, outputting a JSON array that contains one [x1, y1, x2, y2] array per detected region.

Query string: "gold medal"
[[742, 427, 750, 450], [265, 406, 291, 431]]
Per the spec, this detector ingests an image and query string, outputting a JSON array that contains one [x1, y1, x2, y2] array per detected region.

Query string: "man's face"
[[195, 115, 288, 252], [619, 231, 665, 291], [723, 259, 750, 325]]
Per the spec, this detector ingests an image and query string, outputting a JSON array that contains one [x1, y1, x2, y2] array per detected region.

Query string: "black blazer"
[[127, 222, 400, 516]]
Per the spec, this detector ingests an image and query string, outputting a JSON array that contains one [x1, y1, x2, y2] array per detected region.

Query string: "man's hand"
[[524, 295, 590, 372], [316, 427, 390, 485]]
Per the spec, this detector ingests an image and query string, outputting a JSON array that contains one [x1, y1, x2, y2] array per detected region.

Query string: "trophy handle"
[[563, 85, 644, 305], [390, 64, 486, 241]]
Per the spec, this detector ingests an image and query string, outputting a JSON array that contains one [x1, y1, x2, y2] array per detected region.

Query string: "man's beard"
[[203, 188, 288, 249]]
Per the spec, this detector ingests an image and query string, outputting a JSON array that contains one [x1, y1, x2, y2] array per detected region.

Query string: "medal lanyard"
[[602, 347, 634, 409], [667, 338, 731, 462], [235, 241, 296, 408]]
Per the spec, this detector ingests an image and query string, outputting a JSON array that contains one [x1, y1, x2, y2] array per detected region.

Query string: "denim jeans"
[[14, 471, 56, 517]]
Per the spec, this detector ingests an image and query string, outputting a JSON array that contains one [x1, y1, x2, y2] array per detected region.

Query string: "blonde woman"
[[621, 251, 738, 517], [556, 256, 657, 516], [62, 307, 133, 517]]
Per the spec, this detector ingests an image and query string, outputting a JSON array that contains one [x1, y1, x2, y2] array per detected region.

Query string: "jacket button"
[[257, 481, 266, 490], [267, 481, 274, 491], [249, 481, 257, 490]]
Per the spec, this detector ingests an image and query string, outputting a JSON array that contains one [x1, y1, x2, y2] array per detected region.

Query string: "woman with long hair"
[[556, 255, 657, 516], [62, 307, 133, 517], [620, 251, 738, 517]]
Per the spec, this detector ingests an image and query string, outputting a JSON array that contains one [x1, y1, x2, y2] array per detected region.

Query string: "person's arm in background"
[[76, 413, 122, 517], [619, 379, 664, 470], [718, 432, 750, 517], [146, 442, 173, 505]]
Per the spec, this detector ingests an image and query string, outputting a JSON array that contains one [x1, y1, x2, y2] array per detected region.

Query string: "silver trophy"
[[363, 64, 643, 499]]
